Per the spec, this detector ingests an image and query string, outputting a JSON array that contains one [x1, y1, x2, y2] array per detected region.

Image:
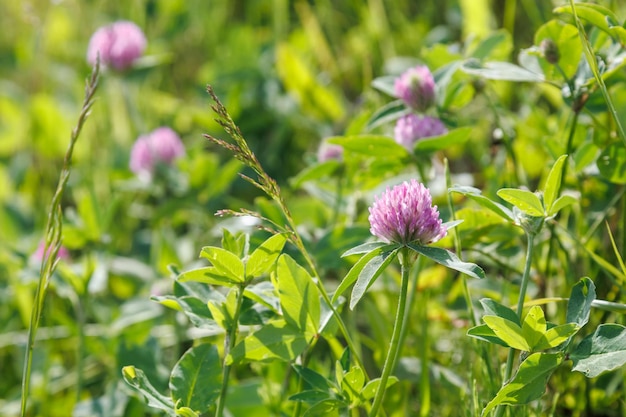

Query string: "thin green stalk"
[[330, 169, 346, 227], [20, 61, 99, 417], [419, 288, 430, 417], [369, 248, 412, 417], [445, 160, 496, 390], [205, 86, 367, 376], [75, 292, 86, 403], [394, 255, 424, 372], [494, 233, 536, 417], [543, 110, 579, 299], [569, 0, 626, 147], [215, 284, 246, 417], [291, 337, 319, 417]]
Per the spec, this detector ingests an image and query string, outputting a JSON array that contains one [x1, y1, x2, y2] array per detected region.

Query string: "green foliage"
[[170, 344, 222, 412], [571, 324, 626, 377], [6, 1, 626, 416], [481, 353, 564, 416]]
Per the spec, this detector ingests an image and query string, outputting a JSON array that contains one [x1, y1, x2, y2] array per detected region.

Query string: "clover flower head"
[[394, 65, 436, 112], [129, 127, 185, 176], [33, 241, 70, 262], [317, 141, 344, 163], [87, 21, 147, 70], [149, 127, 186, 164], [368, 179, 447, 245], [394, 114, 447, 150]]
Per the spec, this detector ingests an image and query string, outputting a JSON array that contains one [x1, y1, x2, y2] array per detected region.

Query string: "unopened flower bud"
[[540, 39, 560, 65], [317, 141, 343, 163]]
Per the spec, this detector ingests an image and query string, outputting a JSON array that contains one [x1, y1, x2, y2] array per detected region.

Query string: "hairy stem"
[[369, 249, 412, 417], [418, 288, 430, 417]]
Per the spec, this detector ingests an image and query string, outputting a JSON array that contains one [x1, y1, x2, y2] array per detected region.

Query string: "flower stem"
[[215, 284, 246, 417], [369, 248, 412, 417], [418, 288, 430, 417], [494, 232, 535, 417]]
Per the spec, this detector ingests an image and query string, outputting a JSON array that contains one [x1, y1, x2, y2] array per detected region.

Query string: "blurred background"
[[2, 1, 624, 416]]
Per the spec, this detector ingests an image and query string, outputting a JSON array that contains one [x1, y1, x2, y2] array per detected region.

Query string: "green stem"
[[569, 0, 626, 147], [494, 233, 536, 417], [215, 284, 246, 417], [291, 337, 319, 417], [206, 86, 367, 378], [75, 292, 86, 403], [394, 256, 424, 372], [419, 288, 430, 417], [330, 169, 345, 227], [445, 160, 496, 390], [369, 248, 412, 417], [20, 62, 99, 417], [284, 210, 369, 378]]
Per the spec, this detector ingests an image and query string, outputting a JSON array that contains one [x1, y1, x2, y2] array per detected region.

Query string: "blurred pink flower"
[[369, 179, 446, 245], [317, 141, 344, 163], [394, 114, 447, 151], [33, 241, 70, 262], [394, 65, 436, 112], [87, 21, 147, 70], [129, 127, 185, 175]]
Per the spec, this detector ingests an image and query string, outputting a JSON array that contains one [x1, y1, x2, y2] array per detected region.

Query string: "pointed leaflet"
[[533, 323, 579, 351], [170, 344, 222, 411], [333, 245, 398, 303], [461, 60, 545, 82], [289, 390, 334, 405], [521, 306, 547, 350], [407, 244, 485, 280], [366, 99, 410, 131], [245, 233, 288, 280], [548, 195, 577, 217], [481, 353, 563, 416], [277, 254, 320, 338], [228, 319, 308, 364], [302, 399, 347, 417], [449, 185, 514, 221], [482, 316, 530, 351], [327, 135, 408, 158], [571, 324, 626, 378], [413, 127, 472, 152], [350, 247, 400, 310], [360, 377, 399, 400], [292, 365, 334, 391], [342, 242, 390, 257], [480, 298, 520, 325], [341, 366, 366, 404], [200, 246, 245, 283], [566, 277, 596, 328], [177, 266, 240, 287], [207, 287, 238, 330], [122, 366, 176, 416], [221, 229, 247, 258], [467, 324, 510, 347], [497, 188, 544, 217], [543, 155, 568, 214]]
